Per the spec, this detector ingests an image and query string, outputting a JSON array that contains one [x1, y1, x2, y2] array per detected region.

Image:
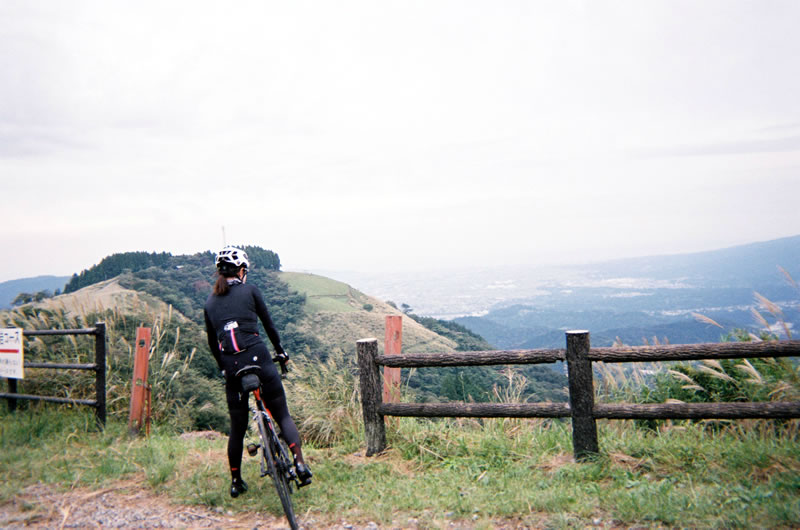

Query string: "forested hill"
[[60, 247, 312, 355], [52, 247, 502, 369], [64, 247, 280, 293]]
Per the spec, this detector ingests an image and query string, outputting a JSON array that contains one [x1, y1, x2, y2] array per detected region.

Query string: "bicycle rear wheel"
[[256, 412, 298, 530]]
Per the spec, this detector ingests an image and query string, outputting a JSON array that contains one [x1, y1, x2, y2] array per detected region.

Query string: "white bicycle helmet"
[[215, 246, 250, 270]]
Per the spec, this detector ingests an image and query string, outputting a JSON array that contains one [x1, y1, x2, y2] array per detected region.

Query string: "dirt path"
[[0, 477, 295, 529], [0, 475, 612, 529]]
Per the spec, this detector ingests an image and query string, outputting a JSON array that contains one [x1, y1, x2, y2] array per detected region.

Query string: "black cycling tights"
[[228, 393, 302, 476], [224, 352, 301, 476]]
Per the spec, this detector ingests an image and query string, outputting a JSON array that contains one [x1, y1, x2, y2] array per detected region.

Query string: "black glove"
[[275, 351, 289, 364]]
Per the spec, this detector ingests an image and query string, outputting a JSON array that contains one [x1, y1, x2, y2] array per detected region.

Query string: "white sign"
[[0, 328, 24, 379]]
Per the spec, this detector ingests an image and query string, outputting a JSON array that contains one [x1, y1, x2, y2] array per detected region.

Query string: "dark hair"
[[213, 266, 244, 296]]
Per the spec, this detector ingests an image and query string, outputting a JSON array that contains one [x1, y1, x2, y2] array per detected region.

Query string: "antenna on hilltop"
[[222, 226, 227, 246]]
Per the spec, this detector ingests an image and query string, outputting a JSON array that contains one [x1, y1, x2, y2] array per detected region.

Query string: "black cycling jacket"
[[203, 281, 285, 370]]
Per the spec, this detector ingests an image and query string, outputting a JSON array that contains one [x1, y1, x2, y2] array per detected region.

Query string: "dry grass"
[[0, 295, 210, 429], [33, 279, 178, 321]]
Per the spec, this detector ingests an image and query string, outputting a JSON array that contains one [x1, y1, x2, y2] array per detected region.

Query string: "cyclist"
[[203, 246, 312, 497]]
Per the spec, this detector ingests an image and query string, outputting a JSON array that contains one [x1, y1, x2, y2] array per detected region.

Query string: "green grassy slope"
[[281, 271, 458, 356]]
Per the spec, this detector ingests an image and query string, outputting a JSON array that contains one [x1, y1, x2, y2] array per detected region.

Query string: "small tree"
[[12, 292, 34, 306], [33, 290, 52, 302]]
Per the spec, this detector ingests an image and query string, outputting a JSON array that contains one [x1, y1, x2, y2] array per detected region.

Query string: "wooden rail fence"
[[1, 322, 107, 428], [357, 331, 800, 459]]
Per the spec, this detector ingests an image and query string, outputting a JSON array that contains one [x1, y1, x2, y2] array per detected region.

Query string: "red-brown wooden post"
[[128, 327, 151, 435], [383, 315, 403, 403]]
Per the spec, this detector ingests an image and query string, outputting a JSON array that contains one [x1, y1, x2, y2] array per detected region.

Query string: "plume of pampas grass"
[[692, 312, 723, 329]]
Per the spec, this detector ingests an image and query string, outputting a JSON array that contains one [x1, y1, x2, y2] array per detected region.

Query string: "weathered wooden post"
[[7, 378, 17, 412], [94, 322, 107, 429], [565, 330, 598, 460], [128, 327, 151, 436], [383, 316, 402, 403], [357, 338, 386, 456]]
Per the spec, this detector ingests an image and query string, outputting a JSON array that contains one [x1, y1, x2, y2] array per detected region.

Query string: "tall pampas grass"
[[285, 348, 362, 447]]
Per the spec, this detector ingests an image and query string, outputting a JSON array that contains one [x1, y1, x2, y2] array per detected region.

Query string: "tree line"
[[12, 289, 60, 306], [64, 247, 282, 294]]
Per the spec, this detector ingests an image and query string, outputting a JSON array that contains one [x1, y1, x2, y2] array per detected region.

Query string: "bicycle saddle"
[[235, 365, 261, 392]]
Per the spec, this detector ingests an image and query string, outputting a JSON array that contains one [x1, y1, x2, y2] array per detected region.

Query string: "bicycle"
[[236, 360, 303, 530]]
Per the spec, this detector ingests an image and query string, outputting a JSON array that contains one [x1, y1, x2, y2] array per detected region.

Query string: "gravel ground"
[[0, 478, 292, 529], [0, 479, 402, 529]]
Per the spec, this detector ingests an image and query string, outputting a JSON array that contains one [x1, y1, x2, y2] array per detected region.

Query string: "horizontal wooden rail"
[[376, 349, 564, 368], [24, 362, 97, 370], [381, 402, 570, 418], [589, 340, 800, 363], [376, 341, 800, 367], [23, 327, 99, 337], [595, 401, 800, 419], [383, 401, 800, 420], [0, 392, 96, 407]]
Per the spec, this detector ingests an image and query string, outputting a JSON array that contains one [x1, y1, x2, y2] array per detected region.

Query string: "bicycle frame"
[[241, 369, 299, 530], [252, 387, 298, 483]]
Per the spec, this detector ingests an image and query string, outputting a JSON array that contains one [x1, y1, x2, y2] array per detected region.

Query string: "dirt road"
[[1, 478, 295, 529]]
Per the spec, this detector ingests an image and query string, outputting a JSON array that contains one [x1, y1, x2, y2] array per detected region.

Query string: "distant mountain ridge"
[[0, 275, 70, 309], [583, 235, 800, 288], [450, 235, 800, 349], [330, 235, 800, 321]]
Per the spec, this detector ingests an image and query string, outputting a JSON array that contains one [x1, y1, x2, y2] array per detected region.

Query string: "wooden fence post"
[[566, 330, 598, 460], [383, 316, 403, 403], [357, 338, 386, 456], [6, 378, 17, 412], [129, 327, 151, 436], [94, 322, 107, 429]]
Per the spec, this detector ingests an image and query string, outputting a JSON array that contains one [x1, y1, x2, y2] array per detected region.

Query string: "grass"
[[281, 272, 361, 314], [2, 407, 798, 528]]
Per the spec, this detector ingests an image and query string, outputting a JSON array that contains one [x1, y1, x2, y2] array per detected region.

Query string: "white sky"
[[2, 1, 799, 282]]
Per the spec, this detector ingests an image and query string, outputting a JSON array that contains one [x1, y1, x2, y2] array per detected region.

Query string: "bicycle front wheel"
[[269, 435, 297, 529], [256, 412, 297, 530]]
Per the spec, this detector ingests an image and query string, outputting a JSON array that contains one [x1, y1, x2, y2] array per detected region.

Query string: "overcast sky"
[[2, 1, 799, 282]]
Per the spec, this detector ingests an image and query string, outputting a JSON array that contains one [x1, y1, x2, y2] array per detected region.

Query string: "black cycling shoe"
[[230, 478, 248, 498], [295, 462, 313, 487]]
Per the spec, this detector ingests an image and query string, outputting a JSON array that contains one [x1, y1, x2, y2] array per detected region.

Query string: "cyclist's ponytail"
[[213, 272, 230, 296], [213, 265, 245, 296]]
